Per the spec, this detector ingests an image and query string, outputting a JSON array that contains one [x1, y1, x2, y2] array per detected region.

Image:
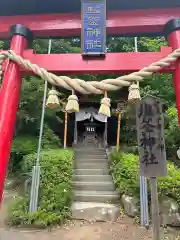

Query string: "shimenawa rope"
[[0, 48, 179, 115], [0, 49, 180, 94]]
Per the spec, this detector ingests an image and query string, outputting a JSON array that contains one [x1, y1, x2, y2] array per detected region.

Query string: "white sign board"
[[136, 95, 167, 178]]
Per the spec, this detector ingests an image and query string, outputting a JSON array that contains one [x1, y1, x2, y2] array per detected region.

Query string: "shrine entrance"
[[0, 0, 180, 229], [75, 107, 107, 148]]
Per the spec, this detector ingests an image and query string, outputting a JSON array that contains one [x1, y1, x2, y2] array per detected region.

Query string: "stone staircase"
[[72, 146, 120, 221]]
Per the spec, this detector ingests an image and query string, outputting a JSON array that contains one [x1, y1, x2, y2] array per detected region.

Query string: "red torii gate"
[[0, 7, 180, 204]]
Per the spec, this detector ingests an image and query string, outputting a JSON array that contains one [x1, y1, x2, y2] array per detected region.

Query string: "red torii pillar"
[[164, 19, 180, 124], [0, 24, 32, 203]]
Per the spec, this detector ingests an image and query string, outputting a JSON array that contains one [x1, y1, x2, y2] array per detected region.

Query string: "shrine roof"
[[1, 0, 180, 16]]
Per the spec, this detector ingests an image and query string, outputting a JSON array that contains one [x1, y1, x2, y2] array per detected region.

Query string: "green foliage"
[[7, 149, 74, 228], [33, 38, 81, 54], [110, 153, 140, 197], [17, 76, 63, 136], [159, 162, 180, 206], [165, 106, 180, 149], [138, 37, 167, 52], [41, 124, 60, 149], [17, 76, 45, 134], [9, 73, 62, 173], [11, 136, 37, 155], [10, 136, 37, 173], [140, 74, 175, 105], [10, 123, 60, 173], [110, 152, 180, 207]]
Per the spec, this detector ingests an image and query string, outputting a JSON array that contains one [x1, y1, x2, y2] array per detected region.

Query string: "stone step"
[[74, 169, 110, 175], [73, 190, 120, 202], [75, 155, 107, 160], [75, 153, 106, 157], [75, 152, 106, 156], [75, 152, 107, 158], [75, 162, 109, 169], [73, 174, 112, 182], [71, 202, 119, 222], [75, 159, 108, 165], [75, 148, 105, 153], [75, 145, 105, 148], [75, 157, 108, 162], [73, 181, 115, 191]]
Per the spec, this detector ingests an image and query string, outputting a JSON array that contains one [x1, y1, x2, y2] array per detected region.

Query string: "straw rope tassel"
[[99, 91, 111, 117], [128, 81, 141, 103], [65, 90, 79, 113], [46, 86, 60, 108]]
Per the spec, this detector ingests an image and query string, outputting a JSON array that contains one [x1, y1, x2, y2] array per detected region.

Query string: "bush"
[[7, 149, 74, 228], [12, 136, 37, 155], [10, 136, 37, 173], [165, 107, 180, 154], [10, 126, 60, 173], [41, 124, 61, 149], [110, 153, 140, 198], [110, 152, 180, 207]]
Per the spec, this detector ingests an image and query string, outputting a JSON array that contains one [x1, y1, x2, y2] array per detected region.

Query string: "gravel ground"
[[1, 190, 180, 240], [1, 218, 180, 240]]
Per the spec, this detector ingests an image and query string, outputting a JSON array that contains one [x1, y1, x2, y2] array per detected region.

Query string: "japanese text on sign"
[[81, 0, 106, 55], [136, 96, 167, 177]]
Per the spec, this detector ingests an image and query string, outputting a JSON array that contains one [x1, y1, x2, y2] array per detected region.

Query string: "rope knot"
[[100, 97, 111, 107], [128, 83, 140, 91], [67, 94, 78, 102], [48, 89, 59, 96]]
